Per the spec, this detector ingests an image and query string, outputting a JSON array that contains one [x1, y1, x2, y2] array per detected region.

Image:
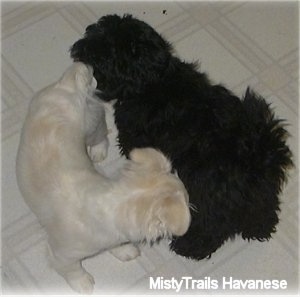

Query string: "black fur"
[[70, 14, 293, 260]]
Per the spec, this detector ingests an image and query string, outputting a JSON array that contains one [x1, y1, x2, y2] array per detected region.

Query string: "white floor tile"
[[83, 2, 184, 28], [2, 13, 79, 92], [227, 2, 298, 60], [175, 29, 252, 87], [2, 133, 31, 228]]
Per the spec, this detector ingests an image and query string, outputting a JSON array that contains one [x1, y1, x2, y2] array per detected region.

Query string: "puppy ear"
[[129, 148, 172, 173], [58, 62, 93, 92], [74, 63, 94, 91], [158, 195, 191, 236]]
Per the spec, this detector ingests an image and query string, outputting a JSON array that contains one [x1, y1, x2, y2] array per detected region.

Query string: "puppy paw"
[[67, 272, 95, 294], [87, 138, 109, 163], [110, 244, 140, 262]]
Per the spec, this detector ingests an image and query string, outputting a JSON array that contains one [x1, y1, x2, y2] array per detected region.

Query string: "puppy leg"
[[87, 138, 109, 163], [60, 261, 95, 294], [85, 97, 109, 163], [109, 243, 140, 262], [48, 244, 95, 294]]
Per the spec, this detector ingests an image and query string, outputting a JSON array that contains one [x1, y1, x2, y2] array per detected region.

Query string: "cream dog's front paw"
[[87, 138, 109, 163], [67, 271, 95, 294], [110, 244, 140, 262]]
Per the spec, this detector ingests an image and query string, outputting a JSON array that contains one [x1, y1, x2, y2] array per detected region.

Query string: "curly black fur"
[[70, 14, 293, 260]]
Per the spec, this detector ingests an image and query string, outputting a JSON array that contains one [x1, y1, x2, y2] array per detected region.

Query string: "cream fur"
[[16, 62, 190, 294]]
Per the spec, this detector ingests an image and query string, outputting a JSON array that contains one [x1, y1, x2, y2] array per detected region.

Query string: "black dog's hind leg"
[[239, 185, 280, 241], [170, 220, 230, 260]]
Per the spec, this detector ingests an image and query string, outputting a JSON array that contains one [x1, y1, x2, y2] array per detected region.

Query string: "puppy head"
[[118, 148, 191, 243], [59, 62, 97, 93], [70, 14, 172, 99]]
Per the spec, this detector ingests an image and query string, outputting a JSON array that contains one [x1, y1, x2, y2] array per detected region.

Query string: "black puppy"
[[71, 14, 293, 260]]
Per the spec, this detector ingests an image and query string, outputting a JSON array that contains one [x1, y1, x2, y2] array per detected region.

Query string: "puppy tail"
[[242, 88, 293, 190], [239, 88, 293, 240]]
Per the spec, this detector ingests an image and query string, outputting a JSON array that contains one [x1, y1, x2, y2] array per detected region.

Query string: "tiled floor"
[[1, 1, 299, 295]]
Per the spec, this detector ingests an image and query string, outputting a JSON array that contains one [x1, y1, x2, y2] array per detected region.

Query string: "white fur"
[[16, 62, 190, 294]]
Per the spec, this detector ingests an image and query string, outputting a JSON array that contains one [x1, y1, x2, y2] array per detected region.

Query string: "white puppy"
[[16, 63, 191, 294]]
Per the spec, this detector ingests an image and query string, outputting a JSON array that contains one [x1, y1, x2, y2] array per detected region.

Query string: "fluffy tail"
[[242, 88, 293, 192], [238, 88, 293, 240]]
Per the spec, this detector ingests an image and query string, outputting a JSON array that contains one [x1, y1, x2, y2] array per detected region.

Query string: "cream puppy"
[[16, 63, 190, 294]]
